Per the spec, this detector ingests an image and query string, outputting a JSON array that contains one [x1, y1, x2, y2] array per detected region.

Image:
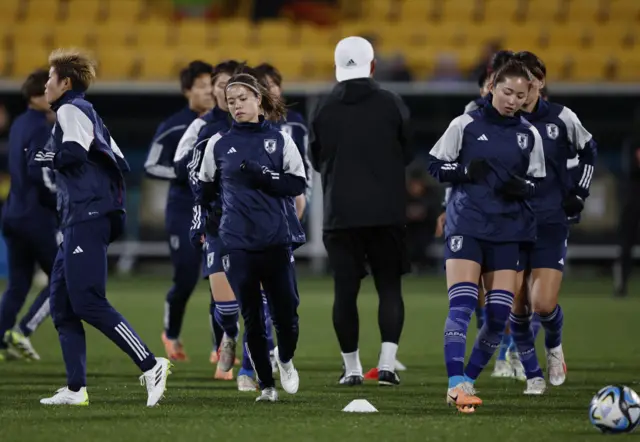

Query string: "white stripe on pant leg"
[[115, 324, 145, 361], [117, 322, 149, 358], [25, 298, 51, 332], [244, 341, 261, 384]]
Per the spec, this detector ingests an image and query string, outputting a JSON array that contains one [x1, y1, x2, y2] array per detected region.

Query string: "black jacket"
[[309, 78, 413, 230]]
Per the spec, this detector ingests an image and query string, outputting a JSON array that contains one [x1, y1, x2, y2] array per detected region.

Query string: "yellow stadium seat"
[[462, 22, 504, 48], [500, 22, 543, 51], [566, 0, 607, 23], [399, 0, 434, 23], [588, 23, 634, 49], [440, 0, 477, 23], [65, 0, 103, 23], [12, 22, 52, 48], [402, 46, 439, 78], [26, 0, 62, 21], [609, 47, 640, 81], [140, 47, 177, 80], [541, 23, 588, 50], [361, 0, 393, 21], [87, 22, 134, 50], [296, 23, 335, 48], [335, 20, 380, 43], [376, 23, 426, 52], [535, 49, 570, 81], [175, 19, 211, 48], [524, 0, 562, 22], [423, 22, 466, 50], [0, 47, 9, 77], [481, 0, 523, 22], [257, 47, 307, 81], [11, 43, 51, 78], [568, 51, 609, 81], [134, 19, 170, 48], [51, 23, 92, 49], [210, 19, 252, 49], [0, 0, 22, 25], [607, 0, 640, 23], [107, 0, 143, 23], [256, 20, 295, 47], [95, 46, 138, 80]]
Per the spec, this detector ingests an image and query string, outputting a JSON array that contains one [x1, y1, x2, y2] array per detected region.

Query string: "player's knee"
[[532, 297, 557, 316]]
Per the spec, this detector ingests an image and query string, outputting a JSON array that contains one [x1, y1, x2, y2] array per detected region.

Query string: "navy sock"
[[475, 305, 485, 330], [464, 289, 514, 381], [18, 287, 51, 337], [531, 312, 542, 340], [539, 305, 563, 349], [444, 282, 478, 381], [510, 313, 544, 379], [214, 301, 239, 339]]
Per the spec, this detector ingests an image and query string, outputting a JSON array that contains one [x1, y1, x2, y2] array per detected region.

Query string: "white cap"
[[334, 36, 374, 82]]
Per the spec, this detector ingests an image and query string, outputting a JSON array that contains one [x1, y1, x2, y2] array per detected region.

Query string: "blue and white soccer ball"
[[589, 385, 640, 434]]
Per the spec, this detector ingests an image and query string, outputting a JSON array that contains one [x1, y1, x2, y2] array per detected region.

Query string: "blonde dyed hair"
[[48, 48, 97, 92]]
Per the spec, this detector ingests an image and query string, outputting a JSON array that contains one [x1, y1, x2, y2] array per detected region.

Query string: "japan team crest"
[[449, 236, 463, 252], [207, 252, 214, 268], [546, 123, 559, 140], [516, 132, 529, 150], [264, 139, 277, 154], [222, 255, 230, 272]]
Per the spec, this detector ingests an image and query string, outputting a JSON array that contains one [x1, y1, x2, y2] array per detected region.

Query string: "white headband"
[[226, 81, 260, 96]]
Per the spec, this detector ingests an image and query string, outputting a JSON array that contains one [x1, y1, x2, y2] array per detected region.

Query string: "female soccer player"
[[233, 63, 311, 391], [35, 49, 171, 406], [428, 59, 545, 413], [439, 50, 527, 381], [198, 73, 305, 402], [509, 51, 596, 395]]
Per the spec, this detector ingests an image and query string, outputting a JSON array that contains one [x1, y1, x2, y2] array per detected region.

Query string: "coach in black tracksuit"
[[309, 36, 413, 387]]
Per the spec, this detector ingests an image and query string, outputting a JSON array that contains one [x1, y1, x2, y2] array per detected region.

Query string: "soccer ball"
[[589, 385, 640, 433]]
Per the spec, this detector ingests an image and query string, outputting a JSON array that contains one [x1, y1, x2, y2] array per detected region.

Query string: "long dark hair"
[[225, 73, 286, 122]]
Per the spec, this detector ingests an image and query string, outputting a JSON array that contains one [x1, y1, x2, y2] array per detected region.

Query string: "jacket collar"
[[520, 97, 549, 122], [231, 115, 269, 133], [50, 90, 85, 112], [481, 94, 523, 126]]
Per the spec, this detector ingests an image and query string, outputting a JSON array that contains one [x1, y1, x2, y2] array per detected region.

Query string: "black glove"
[[465, 158, 491, 182], [562, 194, 584, 217], [240, 160, 270, 187], [498, 176, 535, 200]]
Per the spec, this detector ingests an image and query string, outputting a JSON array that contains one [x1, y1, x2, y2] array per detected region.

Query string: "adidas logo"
[[477, 134, 488, 141], [72, 246, 83, 255], [227, 147, 237, 154], [346, 59, 356, 67], [558, 258, 564, 265]]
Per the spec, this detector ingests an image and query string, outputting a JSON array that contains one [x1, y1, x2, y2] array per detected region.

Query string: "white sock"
[[378, 342, 398, 372], [341, 350, 362, 376]]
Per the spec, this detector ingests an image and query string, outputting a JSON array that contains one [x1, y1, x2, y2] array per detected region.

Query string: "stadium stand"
[[0, 0, 638, 81]]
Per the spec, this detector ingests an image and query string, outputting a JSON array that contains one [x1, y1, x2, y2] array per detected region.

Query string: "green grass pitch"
[[1, 274, 639, 442]]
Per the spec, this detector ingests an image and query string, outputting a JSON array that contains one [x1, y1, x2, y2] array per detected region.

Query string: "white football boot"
[[274, 347, 299, 394], [5, 330, 40, 361], [40, 387, 89, 406], [217, 334, 237, 373], [140, 357, 173, 407], [524, 377, 547, 395], [491, 359, 513, 378], [546, 344, 567, 386], [237, 374, 257, 392], [255, 387, 278, 402]]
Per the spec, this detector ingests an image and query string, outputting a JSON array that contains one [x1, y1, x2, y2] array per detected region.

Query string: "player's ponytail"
[[225, 73, 286, 122]]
